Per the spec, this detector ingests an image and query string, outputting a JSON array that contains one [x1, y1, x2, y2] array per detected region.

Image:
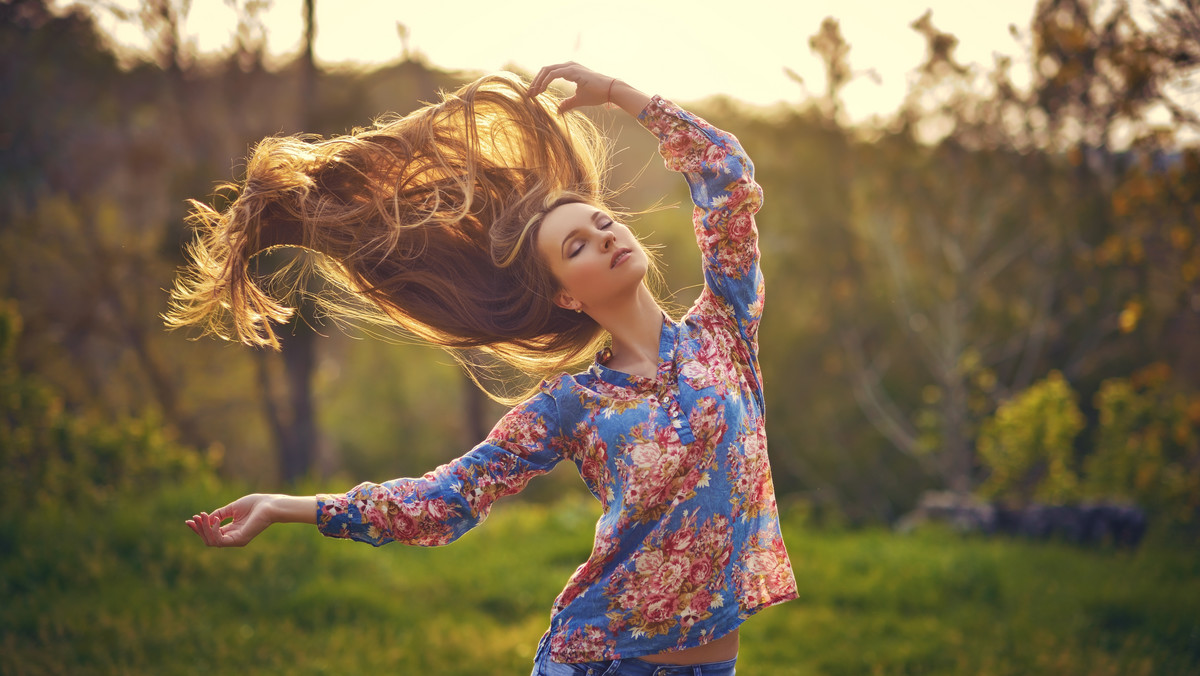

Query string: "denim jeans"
[[530, 633, 737, 676]]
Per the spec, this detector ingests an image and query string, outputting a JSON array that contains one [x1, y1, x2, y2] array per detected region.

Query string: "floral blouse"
[[316, 96, 798, 663]]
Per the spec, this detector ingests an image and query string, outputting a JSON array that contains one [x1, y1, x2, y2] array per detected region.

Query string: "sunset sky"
[[81, 0, 1043, 123]]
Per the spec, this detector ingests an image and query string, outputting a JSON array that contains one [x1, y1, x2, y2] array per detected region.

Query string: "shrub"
[[976, 371, 1084, 505], [1086, 363, 1200, 528]]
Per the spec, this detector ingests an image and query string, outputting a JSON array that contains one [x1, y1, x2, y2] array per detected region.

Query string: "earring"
[[574, 308, 582, 313]]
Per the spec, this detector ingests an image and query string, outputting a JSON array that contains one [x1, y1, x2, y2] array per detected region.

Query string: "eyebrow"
[[559, 210, 608, 258]]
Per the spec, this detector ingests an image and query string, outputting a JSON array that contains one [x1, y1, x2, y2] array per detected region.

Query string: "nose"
[[601, 230, 616, 250]]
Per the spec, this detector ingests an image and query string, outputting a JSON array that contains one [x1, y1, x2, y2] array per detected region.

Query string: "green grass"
[[2, 482, 1198, 675]]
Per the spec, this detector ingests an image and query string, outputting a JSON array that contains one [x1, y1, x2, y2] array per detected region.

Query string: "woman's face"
[[536, 201, 648, 314]]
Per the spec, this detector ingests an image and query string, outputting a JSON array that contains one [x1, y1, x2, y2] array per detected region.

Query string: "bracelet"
[[606, 77, 616, 105]]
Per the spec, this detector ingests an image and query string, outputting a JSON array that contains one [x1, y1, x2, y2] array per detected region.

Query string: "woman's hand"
[[528, 62, 650, 117], [186, 494, 275, 547], [185, 493, 315, 547]]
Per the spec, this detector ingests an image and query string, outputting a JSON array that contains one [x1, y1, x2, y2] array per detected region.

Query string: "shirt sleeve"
[[637, 96, 765, 352], [315, 392, 563, 547]]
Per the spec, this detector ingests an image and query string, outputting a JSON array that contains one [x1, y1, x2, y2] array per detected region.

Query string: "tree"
[[254, 0, 320, 482], [833, 0, 1200, 496]]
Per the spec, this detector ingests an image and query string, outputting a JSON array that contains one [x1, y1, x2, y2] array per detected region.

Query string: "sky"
[[82, 0, 1041, 123]]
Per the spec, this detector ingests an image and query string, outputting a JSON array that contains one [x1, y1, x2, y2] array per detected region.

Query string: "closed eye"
[[564, 211, 615, 259]]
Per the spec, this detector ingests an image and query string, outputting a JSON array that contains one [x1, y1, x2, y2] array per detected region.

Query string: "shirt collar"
[[589, 313, 678, 390]]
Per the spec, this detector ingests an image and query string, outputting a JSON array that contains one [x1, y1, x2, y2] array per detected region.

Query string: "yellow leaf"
[[1118, 299, 1143, 334]]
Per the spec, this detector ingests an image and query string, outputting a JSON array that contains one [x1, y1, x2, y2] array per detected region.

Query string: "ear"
[[553, 289, 581, 312]]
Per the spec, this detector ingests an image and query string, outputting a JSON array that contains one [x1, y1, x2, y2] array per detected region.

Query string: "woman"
[[178, 62, 797, 675]]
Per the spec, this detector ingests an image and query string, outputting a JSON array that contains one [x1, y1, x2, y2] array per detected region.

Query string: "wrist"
[[608, 79, 652, 118], [266, 494, 318, 524]]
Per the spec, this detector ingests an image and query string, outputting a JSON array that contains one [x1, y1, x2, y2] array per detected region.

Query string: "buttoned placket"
[[655, 326, 696, 446]]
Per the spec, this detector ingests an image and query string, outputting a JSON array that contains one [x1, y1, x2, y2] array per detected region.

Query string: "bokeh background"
[[2, 0, 1199, 674]]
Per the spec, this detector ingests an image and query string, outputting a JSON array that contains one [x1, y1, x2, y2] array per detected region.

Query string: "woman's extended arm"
[[189, 392, 563, 549], [186, 493, 316, 548]]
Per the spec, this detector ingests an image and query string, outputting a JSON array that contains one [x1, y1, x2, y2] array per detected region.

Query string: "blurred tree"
[[808, 17, 851, 123], [2, 0, 494, 486], [1028, 0, 1198, 156], [3, 0, 276, 478], [0, 2, 194, 433], [842, 137, 1069, 493], [829, 0, 1200, 498], [254, 0, 320, 483], [830, 11, 1073, 494], [0, 194, 206, 441], [710, 21, 932, 521]]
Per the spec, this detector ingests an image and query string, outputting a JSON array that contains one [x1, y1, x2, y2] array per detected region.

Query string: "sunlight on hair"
[[165, 72, 669, 404]]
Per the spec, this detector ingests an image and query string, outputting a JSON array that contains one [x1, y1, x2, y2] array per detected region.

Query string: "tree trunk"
[[280, 325, 316, 481], [261, 0, 320, 483]]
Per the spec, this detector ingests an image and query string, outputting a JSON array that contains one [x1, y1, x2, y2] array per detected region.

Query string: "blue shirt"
[[317, 96, 798, 662]]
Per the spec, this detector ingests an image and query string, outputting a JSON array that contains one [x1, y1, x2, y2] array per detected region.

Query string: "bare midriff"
[[637, 629, 739, 665]]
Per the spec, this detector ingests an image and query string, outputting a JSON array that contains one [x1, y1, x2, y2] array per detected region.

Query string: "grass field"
[[2, 479, 1197, 675]]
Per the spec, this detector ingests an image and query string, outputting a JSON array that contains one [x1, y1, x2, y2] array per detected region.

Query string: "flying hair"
[[165, 72, 660, 404]]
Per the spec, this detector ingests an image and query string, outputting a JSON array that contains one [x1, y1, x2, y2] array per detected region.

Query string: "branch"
[[1010, 264, 1058, 391], [839, 329, 937, 474], [865, 210, 952, 376]]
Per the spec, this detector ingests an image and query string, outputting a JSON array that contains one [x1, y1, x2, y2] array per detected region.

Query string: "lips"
[[611, 248, 632, 268]]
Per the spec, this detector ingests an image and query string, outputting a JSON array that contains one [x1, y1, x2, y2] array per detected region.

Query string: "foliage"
[[976, 371, 1086, 505], [717, 0, 1200, 518], [974, 364, 1200, 534], [0, 300, 218, 517], [1087, 363, 1200, 526]]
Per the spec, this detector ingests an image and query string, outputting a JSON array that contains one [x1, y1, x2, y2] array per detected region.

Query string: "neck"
[[590, 284, 663, 379]]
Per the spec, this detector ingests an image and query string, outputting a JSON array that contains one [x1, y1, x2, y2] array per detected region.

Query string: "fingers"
[[529, 61, 606, 102], [187, 494, 268, 548], [557, 96, 583, 115], [186, 511, 229, 547], [186, 513, 205, 544], [199, 512, 217, 546], [529, 62, 574, 98], [211, 495, 246, 522]]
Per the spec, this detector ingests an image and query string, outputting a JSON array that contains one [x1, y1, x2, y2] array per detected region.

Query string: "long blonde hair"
[[165, 72, 651, 403]]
